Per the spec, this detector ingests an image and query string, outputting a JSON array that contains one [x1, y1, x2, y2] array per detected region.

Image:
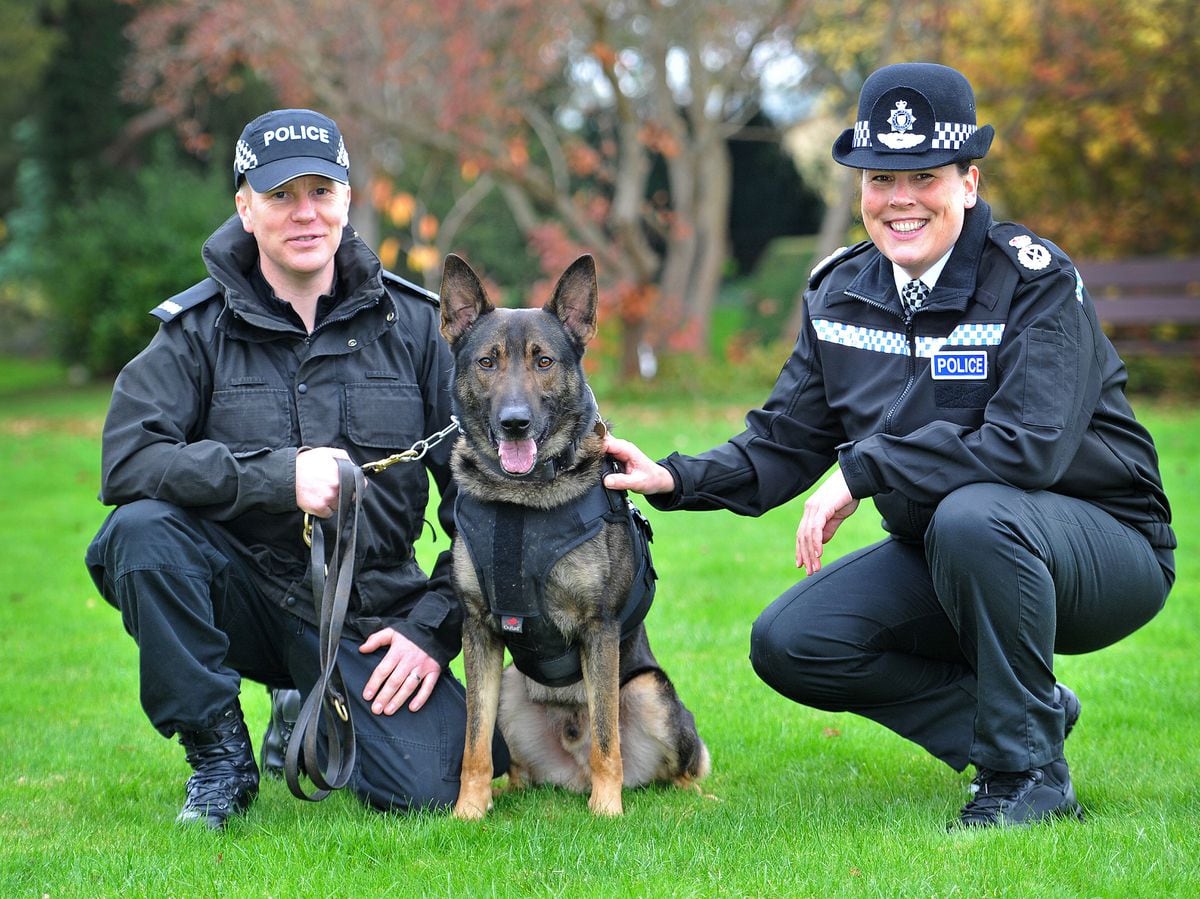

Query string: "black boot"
[[176, 700, 260, 829], [260, 687, 302, 779]]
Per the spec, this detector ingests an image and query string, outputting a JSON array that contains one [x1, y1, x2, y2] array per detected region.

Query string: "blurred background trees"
[[1, 0, 1196, 384]]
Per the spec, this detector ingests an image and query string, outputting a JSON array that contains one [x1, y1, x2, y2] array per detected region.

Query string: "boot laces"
[[962, 768, 1042, 818]]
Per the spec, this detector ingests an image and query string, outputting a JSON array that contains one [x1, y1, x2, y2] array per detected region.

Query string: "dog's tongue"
[[498, 439, 538, 475]]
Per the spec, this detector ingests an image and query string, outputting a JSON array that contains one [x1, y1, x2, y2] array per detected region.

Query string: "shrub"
[[46, 139, 229, 374]]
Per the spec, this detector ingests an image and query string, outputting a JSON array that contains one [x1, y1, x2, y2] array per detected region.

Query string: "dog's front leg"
[[580, 621, 623, 816], [454, 614, 504, 821]]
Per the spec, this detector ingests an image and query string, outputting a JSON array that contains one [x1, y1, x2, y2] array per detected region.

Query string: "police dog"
[[439, 253, 710, 819]]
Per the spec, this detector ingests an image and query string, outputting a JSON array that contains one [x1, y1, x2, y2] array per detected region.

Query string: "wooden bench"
[[1076, 257, 1200, 356]]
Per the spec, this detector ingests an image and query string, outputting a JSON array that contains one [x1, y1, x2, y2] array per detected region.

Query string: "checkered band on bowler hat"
[[233, 108, 350, 191], [832, 63, 994, 170]]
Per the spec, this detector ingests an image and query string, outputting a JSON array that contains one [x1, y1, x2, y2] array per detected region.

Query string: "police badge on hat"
[[878, 98, 929, 150], [833, 63, 995, 171]]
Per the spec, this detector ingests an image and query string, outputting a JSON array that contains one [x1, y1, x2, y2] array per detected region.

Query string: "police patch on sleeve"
[[989, 224, 1063, 281]]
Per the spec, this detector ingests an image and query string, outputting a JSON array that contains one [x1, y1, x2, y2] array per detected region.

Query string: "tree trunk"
[[684, 135, 732, 355], [781, 163, 858, 342]]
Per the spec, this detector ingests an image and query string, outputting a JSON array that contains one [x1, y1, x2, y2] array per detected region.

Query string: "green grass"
[[1, 362, 1197, 898]]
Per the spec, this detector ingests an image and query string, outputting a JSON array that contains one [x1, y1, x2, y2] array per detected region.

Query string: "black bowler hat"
[[233, 108, 350, 191], [832, 63, 994, 170]]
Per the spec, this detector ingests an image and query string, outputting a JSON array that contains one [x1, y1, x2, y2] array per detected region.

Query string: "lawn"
[[1, 359, 1197, 898]]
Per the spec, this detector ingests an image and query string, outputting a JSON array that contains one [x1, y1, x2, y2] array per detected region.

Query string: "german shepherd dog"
[[438, 253, 710, 819]]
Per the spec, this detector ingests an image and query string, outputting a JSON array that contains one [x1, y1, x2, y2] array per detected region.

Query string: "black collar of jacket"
[[201, 218, 388, 335], [829, 199, 997, 314]]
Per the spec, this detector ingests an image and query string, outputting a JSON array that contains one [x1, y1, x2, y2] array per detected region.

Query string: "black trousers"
[[749, 483, 1172, 773], [86, 499, 506, 812]]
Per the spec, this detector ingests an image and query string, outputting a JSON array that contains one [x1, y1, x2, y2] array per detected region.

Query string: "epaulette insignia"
[[150, 277, 221, 322], [383, 269, 440, 305], [808, 240, 872, 289], [989, 223, 1064, 281]]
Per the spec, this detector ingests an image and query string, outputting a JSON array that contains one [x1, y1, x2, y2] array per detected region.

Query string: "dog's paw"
[[452, 792, 493, 821], [588, 789, 624, 817]]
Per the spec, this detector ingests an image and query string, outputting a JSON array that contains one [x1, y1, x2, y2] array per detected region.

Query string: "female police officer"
[[604, 63, 1175, 828]]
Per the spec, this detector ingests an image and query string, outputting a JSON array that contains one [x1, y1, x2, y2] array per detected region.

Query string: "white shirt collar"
[[892, 248, 954, 297]]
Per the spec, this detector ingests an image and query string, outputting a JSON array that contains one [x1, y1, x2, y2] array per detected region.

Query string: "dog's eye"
[[477, 356, 495, 370], [536, 356, 555, 370]]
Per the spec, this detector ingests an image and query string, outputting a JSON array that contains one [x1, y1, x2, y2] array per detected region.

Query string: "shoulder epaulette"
[[382, 269, 440, 306], [808, 240, 873, 289], [988, 222, 1071, 282], [150, 277, 221, 322]]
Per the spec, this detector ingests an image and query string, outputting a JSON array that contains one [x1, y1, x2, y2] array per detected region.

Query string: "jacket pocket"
[[207, 387, 291, 453], [345, 381, 424, 450], [1021, 328, 1067, 429]]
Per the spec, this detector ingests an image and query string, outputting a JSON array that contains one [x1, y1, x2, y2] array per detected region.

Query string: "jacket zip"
[[845, 288, 918, 436]]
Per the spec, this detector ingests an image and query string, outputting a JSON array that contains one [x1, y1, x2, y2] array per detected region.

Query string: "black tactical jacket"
[[651, 200, 1175, 564], [98, 215, 462, 665]]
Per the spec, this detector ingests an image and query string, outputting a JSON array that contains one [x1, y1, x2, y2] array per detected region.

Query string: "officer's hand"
[[295, 446, 352, 518], [359, 627, 441, 714], [795, 468, 859, 576], [602, 434, 675, 495]]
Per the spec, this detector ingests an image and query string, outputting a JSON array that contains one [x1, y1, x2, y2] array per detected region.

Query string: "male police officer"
[[86, 109, 502, 827]]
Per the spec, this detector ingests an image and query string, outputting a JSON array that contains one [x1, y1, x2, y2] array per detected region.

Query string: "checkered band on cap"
[[851, 120, 872, 149], [854, 119, 978, 150], [932, 122, 978, 150], [234, 140, 259, 176], [334, 137, 349, 169]]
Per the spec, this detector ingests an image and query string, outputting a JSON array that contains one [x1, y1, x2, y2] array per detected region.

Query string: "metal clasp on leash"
[[302, 416, 461, 547], [362, 415, 461, 474]]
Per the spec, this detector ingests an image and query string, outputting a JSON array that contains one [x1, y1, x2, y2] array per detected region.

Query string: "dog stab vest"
[[453, 467, 657, 688]]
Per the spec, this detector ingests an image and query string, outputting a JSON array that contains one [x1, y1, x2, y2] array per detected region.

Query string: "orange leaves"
[[406, 245, 441, 274], [638, 122, 681, 160], [389, 193, 416, 227], [371, 177, 440, 276], [506, 137, 529, 171], [377, 237, 401, 271]]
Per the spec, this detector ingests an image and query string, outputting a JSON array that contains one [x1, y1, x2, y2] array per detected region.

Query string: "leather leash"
[[284, 417, 460, 801], [285, 458, 363, 801]]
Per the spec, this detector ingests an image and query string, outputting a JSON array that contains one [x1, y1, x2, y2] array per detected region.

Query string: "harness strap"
[[285, 458, 362, 801]]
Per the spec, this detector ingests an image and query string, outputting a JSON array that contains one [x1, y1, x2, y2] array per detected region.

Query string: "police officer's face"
[[860, 164, 979, 280], [235, 175, 351, 285]]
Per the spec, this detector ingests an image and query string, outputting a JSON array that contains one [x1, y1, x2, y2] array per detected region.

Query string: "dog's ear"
[[544, 254, 598, 350], [439, 254, 494, 345]]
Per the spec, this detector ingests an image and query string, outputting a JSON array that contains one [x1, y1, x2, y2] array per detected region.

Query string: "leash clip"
[[362, 415, 461, 473]]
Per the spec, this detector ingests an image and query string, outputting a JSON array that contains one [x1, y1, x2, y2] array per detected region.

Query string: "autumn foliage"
[[121, 0, 1199, 379]]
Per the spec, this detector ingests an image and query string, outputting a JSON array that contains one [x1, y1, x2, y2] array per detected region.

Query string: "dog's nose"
[[498, 406, 533, 436]]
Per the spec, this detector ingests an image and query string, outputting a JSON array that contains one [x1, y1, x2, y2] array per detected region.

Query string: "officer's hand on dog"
[[795, 469, 860, 575], [603, 435, 675, 495], [295, 446, 353, 518], [358, 627, 440, 714]]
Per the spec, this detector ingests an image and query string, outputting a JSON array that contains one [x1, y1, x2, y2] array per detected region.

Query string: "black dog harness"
[[453, 465, 657, 687]]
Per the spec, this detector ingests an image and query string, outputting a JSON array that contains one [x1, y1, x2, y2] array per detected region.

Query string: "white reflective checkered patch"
[[814, 320, 1005, 358], [813, 319, 910, 355], [234, 139, 258, 175], [931, 121, 977, 150]]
